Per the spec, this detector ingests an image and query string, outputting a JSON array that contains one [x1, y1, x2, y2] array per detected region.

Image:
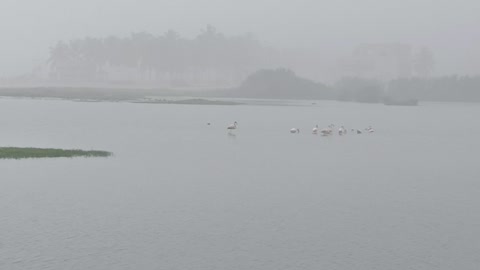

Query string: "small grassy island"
[[0, 147, 112, 159]]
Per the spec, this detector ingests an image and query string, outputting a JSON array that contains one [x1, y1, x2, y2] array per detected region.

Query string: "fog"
[[2, 2, 480, 269], [1, 0, 479, 80]]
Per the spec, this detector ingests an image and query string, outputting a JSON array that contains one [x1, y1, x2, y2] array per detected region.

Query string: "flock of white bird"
[[224, 121, 374, 136], [289, 124, 374, 136]]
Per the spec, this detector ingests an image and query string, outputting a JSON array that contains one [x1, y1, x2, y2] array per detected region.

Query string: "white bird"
[[312, 125, 319, 134], [365, 126, 375, 133], [320, 128, 333, 136], [290, 128, 300, 134], [227, 121, 238, 130]]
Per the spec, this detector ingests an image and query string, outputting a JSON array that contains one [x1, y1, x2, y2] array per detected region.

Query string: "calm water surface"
[[1, 98, 479, 270]]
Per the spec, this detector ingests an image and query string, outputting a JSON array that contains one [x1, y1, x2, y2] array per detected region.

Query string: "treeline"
[[388, 76, 480, 102], [231, 69, 480, 103], [334, 78, 384, 103], [336, 76, 480, 103], [233, 68, 332, 99], [48, 26, 275, 85]]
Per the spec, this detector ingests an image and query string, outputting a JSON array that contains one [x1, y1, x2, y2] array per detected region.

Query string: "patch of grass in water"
[[0, 147, 112, 159]]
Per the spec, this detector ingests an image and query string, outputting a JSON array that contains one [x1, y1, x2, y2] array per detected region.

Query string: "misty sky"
[[1, 0, 479, 77]]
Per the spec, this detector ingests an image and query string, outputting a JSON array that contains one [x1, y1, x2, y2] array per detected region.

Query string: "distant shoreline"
[[0, 86, 478, 104], [133, 98, 243, 106], [0, 86, 193, 102], [0, 87, 245, 106]]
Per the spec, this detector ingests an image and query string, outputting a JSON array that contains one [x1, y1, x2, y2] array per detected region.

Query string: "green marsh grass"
[[0, 147, 112, 159]]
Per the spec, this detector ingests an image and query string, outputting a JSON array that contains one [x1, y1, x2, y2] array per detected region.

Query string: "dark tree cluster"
[[234, 69, 480, 103], [234, 68, 332, 99]]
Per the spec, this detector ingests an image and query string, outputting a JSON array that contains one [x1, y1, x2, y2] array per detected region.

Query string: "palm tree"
[[48, 41, 71, 80]]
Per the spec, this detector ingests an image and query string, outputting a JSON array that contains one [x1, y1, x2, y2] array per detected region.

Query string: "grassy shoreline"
[[0, 147, 112, 159], [0, 87, 241, 105], [135, 98, 242, 105]]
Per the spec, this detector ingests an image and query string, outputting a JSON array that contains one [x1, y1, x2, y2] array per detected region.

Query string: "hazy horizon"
[[1, 0, 479, 79]]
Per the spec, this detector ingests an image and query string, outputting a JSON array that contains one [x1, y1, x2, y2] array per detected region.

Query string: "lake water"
[[1, 98, 479, 270]]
